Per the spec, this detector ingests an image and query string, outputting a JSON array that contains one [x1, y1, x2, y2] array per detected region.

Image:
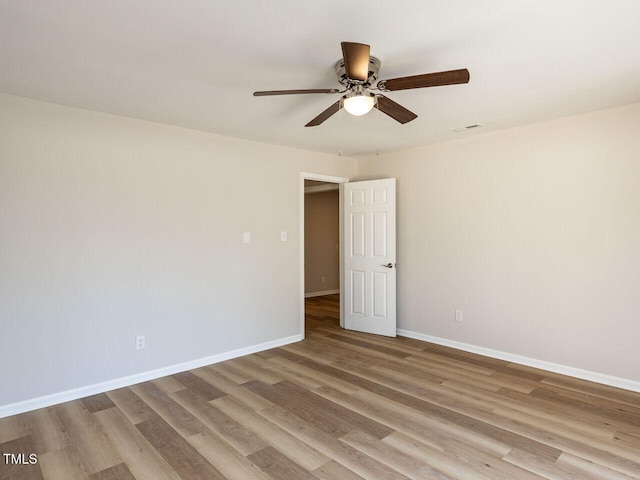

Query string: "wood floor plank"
[[246, 379, 394, 440], [38, 445, 91, 480], [504, 448, 589, 480], [52, 401, 122, 475], [314, 385, 512, 459], [93, 408, 181, 480], [404, 355, 516, 392], [266, 355, 360, 394], [80, 394, 116, 414], [403, 347, 498, 377], [340, 430, 450, 480], [130, 381, 208, 438], [259, 404, 411, 480], [382, 431, 543, 480], [411, 372, 625, 451], [366, 363, 502, 414], [540, 376, 640, 408], [262, 357, 328, 391], [170, 387, 267, 456], [150, 376, 187, 395], [212, 395, 330, 471], [492, 402, 620, 445], [106, 387, 158, 425], [171, 371, 226, 401], [0, 435, 45, 480], [190, 366, 274, 411], [492, 364, 547, 383], [0, 414, 29, 444], [420, 342, 511, 370], [208, 361, 255, 384], [613, 431, 640, 450], [530, 387, 640, 428], [306, 334, 416, 367], [448, 382, 620, 443], [312, 460, 366, 480], [555, 452, 638, 480], [493, 386, 622, 437], [248, 445, 318, 480], [416, 389, 640, 475], [325, 333, 413, 359], [135, 416, 226, 480], [232, 355, 287, 385], [531, 433, 640, 478], [312, 325, 427, 353], [353, 356, 449, 387], [281, 338, 351, 365], [188, 430, 271, 480], [23, 407, 70, 455], [89, 462, 136, 480], [244, 380, 352, 438]]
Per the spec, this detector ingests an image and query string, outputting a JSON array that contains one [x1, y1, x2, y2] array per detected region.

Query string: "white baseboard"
[[0, 334, 302, 419], [305, 289, 340, 298], [397, 329, 640, 393]]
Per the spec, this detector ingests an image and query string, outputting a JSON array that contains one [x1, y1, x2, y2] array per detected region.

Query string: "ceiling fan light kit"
[[343, 92, 375, 116], [254, 42, 470, 127]]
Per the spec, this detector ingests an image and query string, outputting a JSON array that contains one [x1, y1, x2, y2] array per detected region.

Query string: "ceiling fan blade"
[[305, 101, 341, 127], [253, 88, 339, 96], [341, 42, 370, 82], [374, 95, 417, 124], [379, 68, 470, 91]]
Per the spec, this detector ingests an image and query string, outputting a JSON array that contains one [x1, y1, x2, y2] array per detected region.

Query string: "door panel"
[[350, 213, 365, 257], [372, 272, 387, 318], [351, 270, 366, 315], [372, 212, 387, 257], [341, 178, 396, 337]]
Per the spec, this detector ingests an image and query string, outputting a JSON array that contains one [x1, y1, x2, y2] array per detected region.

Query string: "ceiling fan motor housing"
[[335, 56, 381, 89]]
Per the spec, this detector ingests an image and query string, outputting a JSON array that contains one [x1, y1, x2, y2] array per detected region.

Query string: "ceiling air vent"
[[450, 123, 483, 132]]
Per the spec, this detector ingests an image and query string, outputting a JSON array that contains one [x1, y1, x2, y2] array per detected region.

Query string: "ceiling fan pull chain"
[[338, 102, 343, 156], [376, 96, 381, 156]]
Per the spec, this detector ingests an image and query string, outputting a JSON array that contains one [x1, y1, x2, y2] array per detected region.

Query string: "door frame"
[[300, 172, 349, 338]]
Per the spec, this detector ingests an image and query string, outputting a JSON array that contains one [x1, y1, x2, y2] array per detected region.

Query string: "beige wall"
[[0, 93, 356, 411], [357, 102, 640, 383], [304, 189, 339, 294]]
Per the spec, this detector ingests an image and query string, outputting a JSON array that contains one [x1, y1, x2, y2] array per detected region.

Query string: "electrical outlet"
[[455, 310, 463, 322], [136, 335, 146, 350]]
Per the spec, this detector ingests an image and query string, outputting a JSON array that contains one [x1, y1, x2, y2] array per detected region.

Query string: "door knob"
[[382, 263, 395, 268]]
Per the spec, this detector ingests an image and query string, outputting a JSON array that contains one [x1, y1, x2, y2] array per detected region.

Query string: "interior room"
[[1, 1, 639, 479]]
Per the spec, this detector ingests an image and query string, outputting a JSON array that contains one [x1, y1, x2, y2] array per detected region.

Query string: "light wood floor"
[[2, 294, 640, 479]]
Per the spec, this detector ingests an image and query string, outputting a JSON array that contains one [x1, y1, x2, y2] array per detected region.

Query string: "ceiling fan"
[[253, 42, 470, 127]]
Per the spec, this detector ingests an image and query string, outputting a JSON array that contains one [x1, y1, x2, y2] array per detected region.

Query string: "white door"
[[341, 178, 396, 337]]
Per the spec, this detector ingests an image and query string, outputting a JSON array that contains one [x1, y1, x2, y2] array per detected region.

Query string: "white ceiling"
[[2, 1, 640, 157]]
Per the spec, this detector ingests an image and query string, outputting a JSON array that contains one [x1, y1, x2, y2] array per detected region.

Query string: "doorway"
[[300, 173, 348, 336]]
